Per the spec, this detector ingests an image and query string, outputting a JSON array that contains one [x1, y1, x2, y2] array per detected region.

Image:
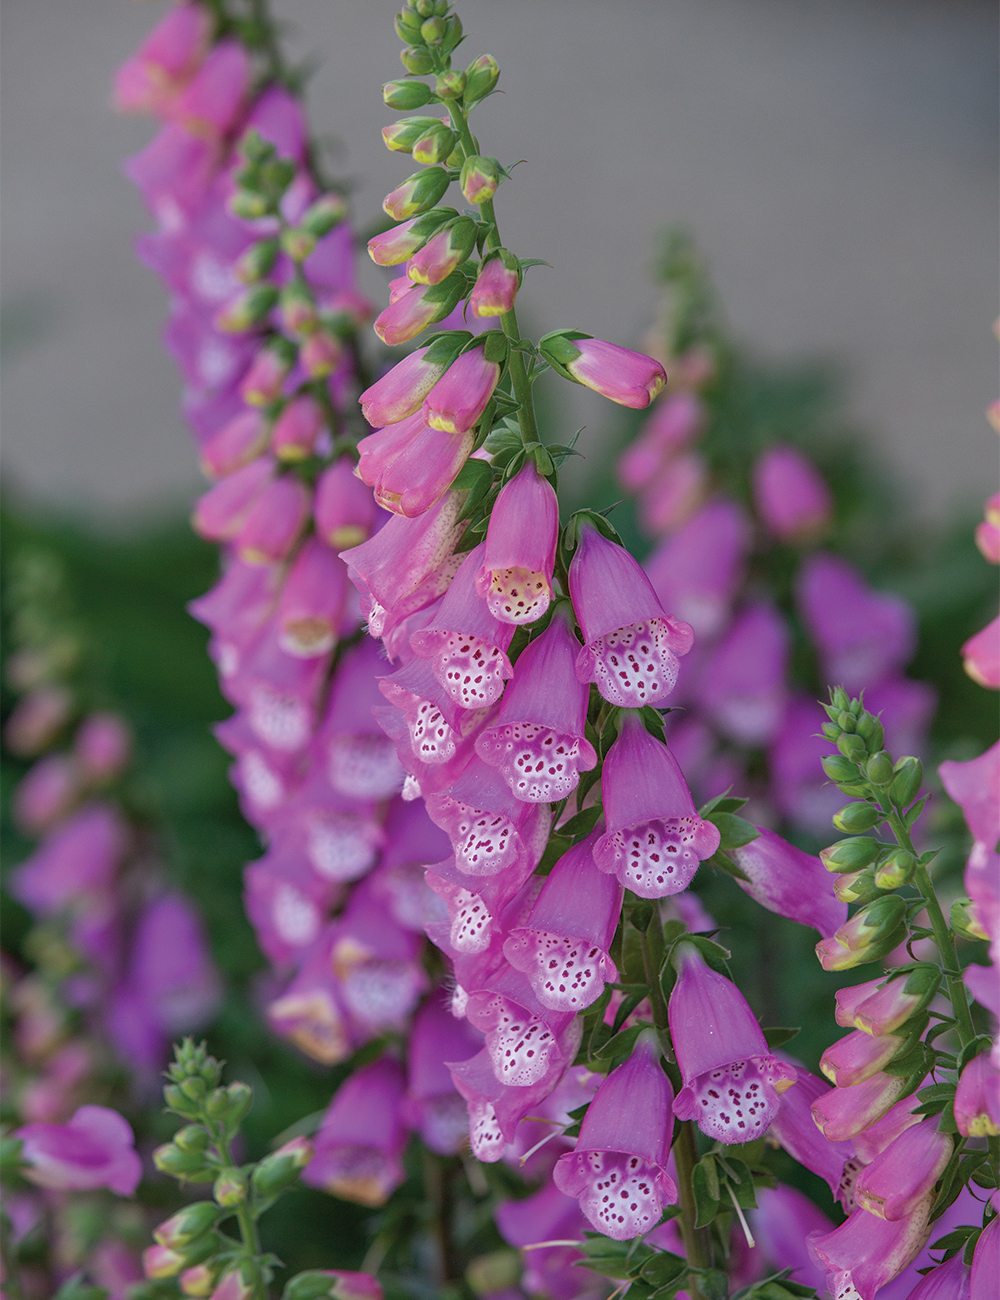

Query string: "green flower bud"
[[420, 16, 446, 43], [154, 1202, 221, 1249], [838, 711, 856, 733], [175, 1125, 211, 1154], [179, 1261, 221, 1297], [435, 70, 466, 99], [874, 848, 916, 889], [164, 1085, 200, 1117], [815, 895, 907, 970], [432, 0, 449, 15], [412, 123, 458, 166], [238, 130, 275, 167], [235, 239, 280, 284], [301, 195, 348, 238], [833, 802, 882, 833], [153, 1143, 210, 1178], [251, 1137, 314, 1197], [837, 733, 867, 763], [382, 115, 447, 154], [229, 189, 272, 221], [280, 227, 317, 263], [833, 867, 885, 906], [214, 1167, 248, 1207], [215, 284, 279, 333], [464, 54, 500, 106], [415, 0, 435, 17], [382, 167, 452, 221], [866, 750, 895, 787], [203, 1088, 231, 1121], [224, 1081, 254, 1126], [950, 896, 988, 941], [855, 712, 884, 751], [820, 837, 882, 873], [822, 754, 860, 784], [889, 756, 922, 809], [821, 722, 841, 742], [383, 79, 433, 110], [401, 47, 435, 75], [180, 1075, 208, 1103], [395, 11, 424, 42], [460, 155, 500, 204], [442, 14, 463, 51]]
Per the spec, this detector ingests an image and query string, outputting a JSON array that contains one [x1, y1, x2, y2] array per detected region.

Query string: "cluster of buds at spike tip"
[[395, 1, 465, 70], [229, 130, 296, 221]]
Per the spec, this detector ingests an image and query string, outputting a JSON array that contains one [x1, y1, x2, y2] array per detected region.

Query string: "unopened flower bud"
[[175, 1125, 210, 1153], [283, 1272, 383, 1300], [833, 801, 882, 833], [460, 155, 500, 204], [821, 1028, 908, 1088], [829, 686, 851, 714], [280, 226, 317, 263], [837, 733, 868, 763], [234, 239, 280, 284], [469, 250, 520, 317], [251, 1136, 314, 1196], [838, 965, 940, 1037], [153, 1143, 210, 1178], [874, 848, 915, 890], [412, 122, 457, 165], [950, 896, 988, 941], [833, 867, 884, 906], [815, 895, 907, 970], [229, 188, 272, 220], [889, 757, 922, 808], [181, 1262, 221, 1297], [821, 754, 860, 784], [441, 14, 463, 51], [406, 216, 476, 285], [401, 47, 435, 75], [384, 79, 432, 110], [154, 1202, 221, 1249], [213, 1166, 248, 1207], [240, 340, 295, 407], [209, 1267, 255, 1300], [382, 115, 444, 154], [144, 1244, 187, 1279], [954, 1053, 1000, 1137], [280, 282, 319, 336], [420, 15, 446, 43], [820, 836, 882, 873], [854, 712, 884, 750], [383, 167, 451, 221], [866, 750, 895, 786], [214, 284, 278, 334], [435, 70, 466, 98], [838, 711, 856, 732], [203, 1089, 230, 1121], [464, 54, 500, 106], [395, 6, 423, 39], [302, 193, 347, 237], [300, 330, 342, 378], [272, 394, 323, 462]]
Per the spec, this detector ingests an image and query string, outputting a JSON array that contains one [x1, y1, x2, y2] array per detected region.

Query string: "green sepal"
[[707, 811, 759, 850], [762, 1026, 800, 1049], [698, 790, 749, 817], [450, 457, 494, 522], [692, 1155, 720, 1228], [561, 508, 624, 556], [590, 1022, 649, 1063], [704, 850, 751, 884], [554, 805, 603, 843]]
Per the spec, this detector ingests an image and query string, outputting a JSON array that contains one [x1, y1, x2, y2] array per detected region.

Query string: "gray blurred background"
[[2, 0, 997, 520]]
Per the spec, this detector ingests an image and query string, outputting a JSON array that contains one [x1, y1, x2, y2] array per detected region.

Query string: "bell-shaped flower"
[[75, 713, 131, 783], [554, 1034, 678, 1240], [244, 843, 340, 967], [223, 623, 328, 752], [476, 461, 559, 625], [644, 498, 750, 640], [904, 1251, 970, 1300], [240, 340, 295, 408], [410, 544, 515, 710], [375, 657, 482, 793], [854, 1118, 952, 1221], [235, 474, 311, 564], [766, 1063, 859, 1208], [729, 827, 846, 935], [618, 391, 703, 493], [806, 1194, 934, 1300], [426, 759, 549, 876], [341, 490, 466, 647], [669, 943, 796, 1143], [542, 335, 667, 409], [15, 1105, 142, 1196], [314, 458, 378, 550], [696, 602, 790, 746], [797, 552, 916, 692], [752, 445, 832, 543], [750, 1185, 834, 1294], [962, 615, 1000, 689], [954, 1052, 1000, 1137], [820, 1028, 910, 1088], [466, 961, 578, 1090], [192, 456, 275, 543], [113, 2, 212, 116], [10, 804, 127, 917], [423, 346, 501, 434], [811, 1071, 910, 1142], [200, 410, 270, 478], [277, 538, 350, 658], [593, 713, 720, 898], [316, 640, 404, 800], [569, 524, 693, 707], [359, 345, 453, 427], [302, 1056, 408, 1206], [504, 829, 621, 1011], [357, 411, 472, 518], [189, 556, 281, 665], [939, 739, 1000, 850], [405, 995, 484, 1155], [835, 966, 940, 1038], [475, 611, 597, 804]]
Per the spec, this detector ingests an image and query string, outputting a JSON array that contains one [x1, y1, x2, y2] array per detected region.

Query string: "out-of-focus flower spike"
[[113, 2, 213, 116], [729, 827, 847, 934], [752, 444, 833, 543], [961, 615, 1000, 689], [277, 538, 350, 657], [234, 474, 311, 564], [314, 458, 378, 550], [271, 394, 324, 462], [644, 497, 750, 640]]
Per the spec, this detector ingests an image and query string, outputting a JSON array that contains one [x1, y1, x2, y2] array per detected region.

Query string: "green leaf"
[[763, 1027, 800, 1049], [704, 849, 751, 883], [708, 811, 760, 850], [591, 1022, 648, 1062], [692, 1156, 720, 1227], [554, 805, 603, 843], [640, 1252, 687, 1288], [450, 456, 495, 521]]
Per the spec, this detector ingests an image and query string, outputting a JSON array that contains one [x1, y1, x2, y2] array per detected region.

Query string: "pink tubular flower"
[[11, 803, 127, 915], [477, 460, 559, 625], [644, 498, 750, 640], [235, 474, 311, 563], [954, 1052, 1000, 1136], [405, 996, 484, 1155], [503, 830, 622, 1011], [240, 343, 294, 407], [962, 615, 1000, 689], [806, 1194, 934, 1300], [469, 252, 519, 318], [406, 218, 476, 285], [971, 1215, 998, 1299], [409, 543, 515, 709], [75, 712, 132, 782], [475, 611, 597, 804], [277, 538, 350, 658], [193, 457, 275, 542], [4, 684, 73, 756], [820, 1028, 909, 1088], [302, 1056, 408, 1206], [669, 943, 796, 1143], [810, 1072, 909, 1142], [570, 524, 694, 707], [426, 760, 550, 877], [751, 1185, 834, 1293], [465, 960, 578, 1089], [356, 412, 472, 518], [618, 390, 704, 493], [15, 1105, 142, 1195], [271, 394, 324, 461], [267, 947, 351, 1066], [376, 656, 475, 782], [938, 740, 1000, 850], [558, 337, 667, 409], [854, 1118, 952, 1220], [423, 347, 501, 434], [113, 2, 212, 116], [173, 40, 251, 137], [904, 1250, 970, 1300], [766, 1064, 859, 1207], [199, 410, 269, 478], [593, 713, 719, 898], [975, 492, 1000, 564], [696, 601, 790, 745], [13, 755, 80, 833], [314, 458, 377, 550], [553, 1034, 677, 1240], [730, 827, 846, 935], [373, 277, 463, 347], [639, 450, 709, 536], [752, 444, 833, 543], [836, 966, 940, 1038], [359, 346, 451, 427]]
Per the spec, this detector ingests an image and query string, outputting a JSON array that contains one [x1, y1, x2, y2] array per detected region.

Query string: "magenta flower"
[[638, 450, 709, 536], [477, 460, 559, 625], [975, 491, 1000, 564], [806, 1195, 934, 1300], [797, 552, 915, 691], [423, 347, 501, 434], [750, 1185, 834, 1294], [545, 336, 667, 409], [449, 1040, 577, 1161], [192, 457, 275, 542], [373, 277, 464, 347], [618, 391, 704, 493], [769, 694, 845, 835], [240, 341, 295, 407], [752, 444, 833, 543], [939, 740, 1000, 851], [376, 656, 481, 788], [406, 218, 476, 286], [13, 755, 80, 834], [200, 409, 269, 478], [465, 962, 578, 1089], [669, 943, 796, 1143], [854, 1118, 952, 1221], [113, 2, 212, 116], [903, 1250, 970, 1300], [235, 473, 311, 563], [74, 712, 132, 782], [10, 803, 127, 916], [495, 1181, 591, 1300], [15, 1105, 142, 1195], [820, 1028, 909, 1088], [357, 412, 472, 518], [271, 394, 324, 462], [697, 601, 790, 745], [302, 1056, 408, 1206], [277, 538, 350, 658], [405, 996, 484, 1155], [962, 615, 1000, 689], [835, 967, 939, 1038], [359, 346, 450, 427], [125, 894, 221, 1039], [314, 458, 378, 550], [245, 843, 339, 967], [426, 834, 546, 956], [570, 524, 693, 707], [766, 1063, 859, 1208], [971, 1216, 998, 1299], [173, 40, 251, 138], [267, 939, 351, 1065], [729, 827, 847, 935], [475, 612, 597, 803], [469, 252, 519, 318], [425, 758, 553, 876], [954, 1053, 1000, 1136], [811, 1071, 910, 1142], [644, 498, 750, 640], [554, 1034, 677, 1240], [504, 830, 621, 1011], [593, 713, 719, 898], [409, 543, 515, 709], [317, 640, 404, 800]]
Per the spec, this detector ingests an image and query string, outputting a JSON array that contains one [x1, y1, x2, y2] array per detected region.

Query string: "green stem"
[[884, 808, 977, 1047], [217, 1129, 264, 1296], [446, 101, 540, 447]]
